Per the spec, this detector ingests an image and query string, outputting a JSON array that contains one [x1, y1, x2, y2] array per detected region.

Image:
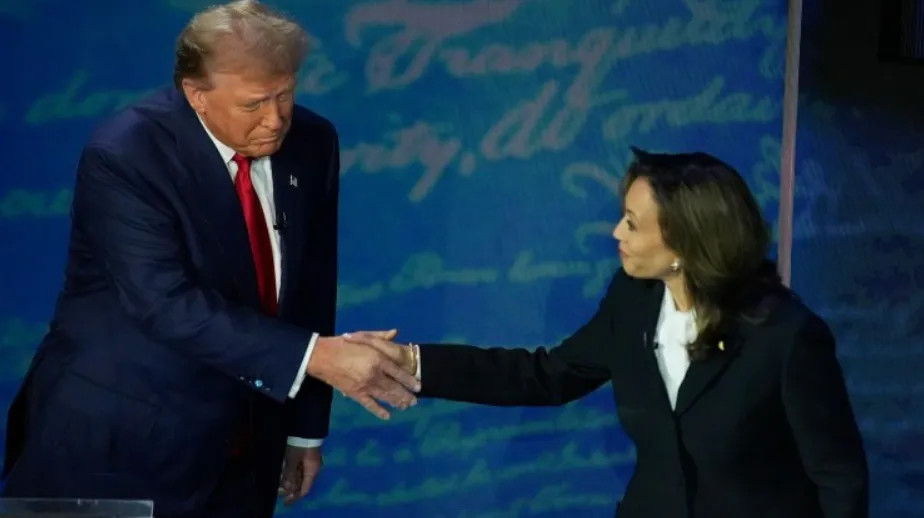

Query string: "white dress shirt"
[[653, 286, 696, 409], [199, 119, 321, 449]]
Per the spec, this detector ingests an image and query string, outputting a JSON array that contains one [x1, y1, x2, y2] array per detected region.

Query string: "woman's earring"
[[670, 260, 680, 272]]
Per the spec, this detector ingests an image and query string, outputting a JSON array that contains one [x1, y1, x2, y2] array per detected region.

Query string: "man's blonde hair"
[[173, 0, 309, 88]]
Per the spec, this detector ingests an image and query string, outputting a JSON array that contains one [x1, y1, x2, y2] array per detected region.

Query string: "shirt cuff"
[[287, 436, 324, 448], [413, 344, 422, 380], [288, 333, 318, 399]]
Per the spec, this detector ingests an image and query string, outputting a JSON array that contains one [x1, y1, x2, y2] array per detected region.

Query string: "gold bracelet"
[[407, 343, 418, 374]]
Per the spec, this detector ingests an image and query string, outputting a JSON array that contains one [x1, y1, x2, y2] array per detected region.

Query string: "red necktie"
[[232, 153, 278, 316]]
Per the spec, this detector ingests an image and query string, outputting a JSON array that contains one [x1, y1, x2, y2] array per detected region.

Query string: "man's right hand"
[[306, 332, 420, 420], [343, 332, 416, 375]]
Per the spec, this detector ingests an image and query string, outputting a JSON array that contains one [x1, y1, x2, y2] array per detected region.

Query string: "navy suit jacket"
[[2, 87, 339, 516]]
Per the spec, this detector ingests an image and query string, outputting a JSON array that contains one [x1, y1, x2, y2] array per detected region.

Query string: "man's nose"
[[262, 104, 284, 131]]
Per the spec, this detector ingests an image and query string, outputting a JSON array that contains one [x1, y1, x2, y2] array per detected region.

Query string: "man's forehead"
[[213, 71, 296, 96]]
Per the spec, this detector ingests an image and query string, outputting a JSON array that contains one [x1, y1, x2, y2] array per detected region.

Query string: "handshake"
[[305, 330, 420, 419]]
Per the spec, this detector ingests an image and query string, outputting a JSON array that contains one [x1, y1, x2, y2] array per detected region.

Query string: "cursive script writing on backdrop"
[[347, 0, 785, 92], [298, 440, 632, 510], [18, 0, 785, 205], [338, 249, 617, 310], [338, 75, 778, 202], [340, 0, 785, 201]]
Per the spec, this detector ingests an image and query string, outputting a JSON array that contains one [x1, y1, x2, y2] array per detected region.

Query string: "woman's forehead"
[[625, 178, 658, 218]]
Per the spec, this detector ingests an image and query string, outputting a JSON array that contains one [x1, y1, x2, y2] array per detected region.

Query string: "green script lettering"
[[25, 71, 159, 125], [0, 188, 72, 218]]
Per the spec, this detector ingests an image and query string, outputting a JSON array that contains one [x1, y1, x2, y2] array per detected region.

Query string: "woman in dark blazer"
[[347, 148, 869, 518]]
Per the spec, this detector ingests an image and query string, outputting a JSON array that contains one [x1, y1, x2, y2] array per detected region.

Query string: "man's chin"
[[247, 140, 282, 156]]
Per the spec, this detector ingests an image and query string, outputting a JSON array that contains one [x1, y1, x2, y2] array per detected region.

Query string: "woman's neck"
[[664, 276, 693, 312]]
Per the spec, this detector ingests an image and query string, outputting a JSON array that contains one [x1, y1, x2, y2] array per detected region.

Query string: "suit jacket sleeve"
[[417, 271, 628, 406], [72, 145, 310, 404], [286, 127, 339, 440], [782, 316, 869, 518]]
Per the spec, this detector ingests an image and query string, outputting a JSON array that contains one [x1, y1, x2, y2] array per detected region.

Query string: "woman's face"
[[612, 177, 680, 279]]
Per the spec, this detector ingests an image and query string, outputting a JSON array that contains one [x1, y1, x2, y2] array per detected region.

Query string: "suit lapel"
[[270, 139, 308, 312], [170, 91, 259, 303], [675, 326, 743, 416]]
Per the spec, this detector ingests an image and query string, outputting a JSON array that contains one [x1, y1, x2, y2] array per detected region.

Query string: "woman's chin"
[[621, 262, 638, 277]]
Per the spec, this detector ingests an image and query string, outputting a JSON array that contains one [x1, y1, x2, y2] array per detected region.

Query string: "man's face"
[[184, 70, 296, 158]]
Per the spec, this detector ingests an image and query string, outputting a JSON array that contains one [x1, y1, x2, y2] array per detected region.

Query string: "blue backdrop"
[[1, 0, 920, 517]]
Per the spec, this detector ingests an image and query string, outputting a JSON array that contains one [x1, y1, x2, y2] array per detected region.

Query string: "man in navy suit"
[[1, 2, 419, 517]]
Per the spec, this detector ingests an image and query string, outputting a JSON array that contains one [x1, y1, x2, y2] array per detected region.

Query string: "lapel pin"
[[718, 340, 725, 352], [289, 175, 298, 187]]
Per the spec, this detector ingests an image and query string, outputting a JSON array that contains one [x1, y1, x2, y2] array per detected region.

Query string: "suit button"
[[254, 379, 264, 388]]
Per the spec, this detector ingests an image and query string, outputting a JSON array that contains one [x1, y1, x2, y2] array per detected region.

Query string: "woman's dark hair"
[[622, 147, 783, 360]]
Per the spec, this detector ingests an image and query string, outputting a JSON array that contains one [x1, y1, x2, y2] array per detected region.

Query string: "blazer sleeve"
[[286, 127, 339, 440], [72, 145, 311, 404], [782, 316, 869, 518], [417, 271, 628, 406]]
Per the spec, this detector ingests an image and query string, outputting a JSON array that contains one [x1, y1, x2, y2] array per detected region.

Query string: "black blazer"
[[418, 269, 868, 518]]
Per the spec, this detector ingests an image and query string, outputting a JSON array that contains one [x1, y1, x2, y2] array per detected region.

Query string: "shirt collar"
[[196, 115, 237, 165]]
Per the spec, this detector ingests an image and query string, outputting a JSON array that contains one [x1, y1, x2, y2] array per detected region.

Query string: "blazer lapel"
[[675, 327, 743, 416], [270, 140, 307, 312], [170, 91, 259, 303]]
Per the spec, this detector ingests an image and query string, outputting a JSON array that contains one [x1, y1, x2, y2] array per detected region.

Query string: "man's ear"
[[181, 79, 208, 114]]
